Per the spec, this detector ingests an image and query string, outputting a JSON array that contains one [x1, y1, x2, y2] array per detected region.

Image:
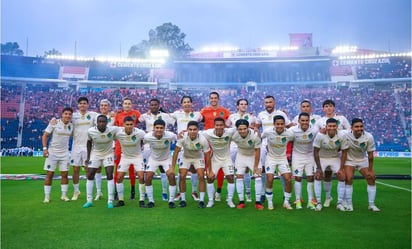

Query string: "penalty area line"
[[376, 181, 411, 192]]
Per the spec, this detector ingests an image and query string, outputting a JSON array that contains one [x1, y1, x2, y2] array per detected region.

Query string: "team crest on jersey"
[[107, 133, 113, 138], [294, 169, 299, 175], [195, 143, 201, 149], [131, 135, 137, 141], [108, 117, 112, 123], [224, 136, 230, 142], [158, 116, 163, 120], [67, 125, 72, 131], [311, 118, 316, 124], [359, 142, 366, 148], [281, 137, 287, 143], [244, 115, 249, 120], [266, 166, 270, 172], [308, 133, 313, 139], [86, 114, 91, 120], [248, 140, 253, 145], [335, 140, 341, 146], [190, 113, 194, 118], [220, 112, 224, 117], [337, 120, 341, 126], [132, 114, 136, 120], [70, 159, 74, 163], [164, 140, 169, 145], [47, 164, 51, 169]]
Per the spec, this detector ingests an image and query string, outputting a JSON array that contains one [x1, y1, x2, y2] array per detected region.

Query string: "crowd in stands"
[[1, 82, 410, 153], [356, 58, 410, 80]]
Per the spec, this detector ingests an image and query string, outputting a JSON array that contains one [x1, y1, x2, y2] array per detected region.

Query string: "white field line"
[[376, 181, 412, 192]]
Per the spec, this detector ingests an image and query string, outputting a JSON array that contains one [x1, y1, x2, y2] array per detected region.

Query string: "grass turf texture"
[[1, 157, 411, 249]]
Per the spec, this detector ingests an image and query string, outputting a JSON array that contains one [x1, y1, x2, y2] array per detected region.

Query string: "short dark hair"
[[214, 117, 225, 124], [235, 119, 249, 128], [264, 95, 275, 100], [300, 100, 311, 105], [123, 116, 134, 123], [97, 114, 108, 122], [322, 99, 335, 107], [273, 115, 285, 123], [181, 96, 192, 104], [150, 98, 160, 104], [298, 112, 310, 120], [187, 120, 199, 129], [209, 91, 220, 99], [62, 107, 73, 114], [77, 96, 89, 104], [326, 118, 337, 124], [351, 118, 363, 126], [236, 98, 248, 106], [153, 119, 165, 127]]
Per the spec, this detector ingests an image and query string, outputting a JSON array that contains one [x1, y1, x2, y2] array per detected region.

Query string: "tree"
[[129, 22, 193, 59], [1, 42, 24, 56], [44, 48, 62, 56]]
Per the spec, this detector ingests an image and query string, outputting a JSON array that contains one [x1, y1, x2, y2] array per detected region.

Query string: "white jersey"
[[72, 111, 98, 148], [45, 119, 73, 156], [138, 112, 174, 132], [261, 128, 294, 158], [143, 131, 177, 161], [292, 113, 321, 126], [226, 112, 256, 128], [256, 110, 291, 131], [170, 110, 202, 133], [343, 130, 376, 162], [289, 125, 319, 156], [176, 133, 210, 159], [88, 126, 120, 157], [313, 130, 349, 158], [314, 114, 350, 131], [231, 129, 261, 157], [115, 127, 146, 159], [202, 128, 235, 162]]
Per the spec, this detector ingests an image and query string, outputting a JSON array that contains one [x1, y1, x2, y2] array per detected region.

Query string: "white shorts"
[[178, 156, 205, 170], [117, 156, 144, 172], [70, 148, 87, 166], [230, 142, 237, 163], [211, 157, 234, 176], [44, 154, 70, 172], [264, 156, 291, 175], [89, 153, 115, 168], [345, 159, 368, 170], [142, 144, 151, 166], [260, 139, 268, 166], [235, 153, 261, 175], [292, 155, 315, 177], [319, 157, 341, 173], [147, 157, 171, 173]]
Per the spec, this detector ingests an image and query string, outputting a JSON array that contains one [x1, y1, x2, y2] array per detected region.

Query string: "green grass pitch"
[[1, 157, 411, 249]]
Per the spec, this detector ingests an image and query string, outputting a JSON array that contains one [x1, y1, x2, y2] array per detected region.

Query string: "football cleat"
[[283, 202, 293, 210], [315, 203, 323, 211], [255, 203, 264, 210], [162, 193, 168, 201], [368, 204, 381, 212], [295, 201, 302, 210], [336, 203, 345, 212], [324, 197, 333, 207], [237, 203, 245, 209], [346, 204, 354, 212], [115, 200, 125, 207], [174, 193, 181, 201], [43, 197, 50, 204], [147, 202, 155, 208], [268, 202, 274, 210], [139, 201, 146, 208], [206, 201, 214, 208], [214, 192, 221, 202], [94, 192, 103, 201], [168, 202, 176, 209], [227, 200, 236, 208], [307, 202, 316, 210], [178, 201, 187, 208], [198, 201, 206, 209], [82, 202, 92, 208], [60, 196, 70, 202], [191, 192, 200, 201], [71, 191, 81, 201], [107, 202, 114, 209], [246, 193, 252, 202]]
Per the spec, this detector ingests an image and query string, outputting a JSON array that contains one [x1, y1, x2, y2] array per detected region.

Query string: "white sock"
[[180, 192, 186, 201], [169, 185, 176, 202], [199, 192, 205, 202], [279, 175, 285, 191], [44, 185, 51, 198], [324, 181, 332, 199], [244, 172, 251, 194], [73, 183, 80, 193], [176, 173, 180, 192], [314, 180, 322, 203], [191, 173, 198, 192], [236, 178, 244, 201], [161, 173, 167, 193], [139, 183, 145, 201], [337, 181, 345, 203], [207, 183, 215, 201], [307, 182, 314, 202], [86, 180, 94, 203], [146, 185, 154, 202], [284, 191, 291, 204], [61, 184, 68, 196], [345, 185, 353, 205], [95, 173, 102, 194], [265, 188, 273, 202], [227, 182, 235, 201], [294, 181, 302, 201], [367, 185, 377, 205], [107, 179, 114, 202], [254, 177, 262, 202], [116, 182, 124, 201]]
